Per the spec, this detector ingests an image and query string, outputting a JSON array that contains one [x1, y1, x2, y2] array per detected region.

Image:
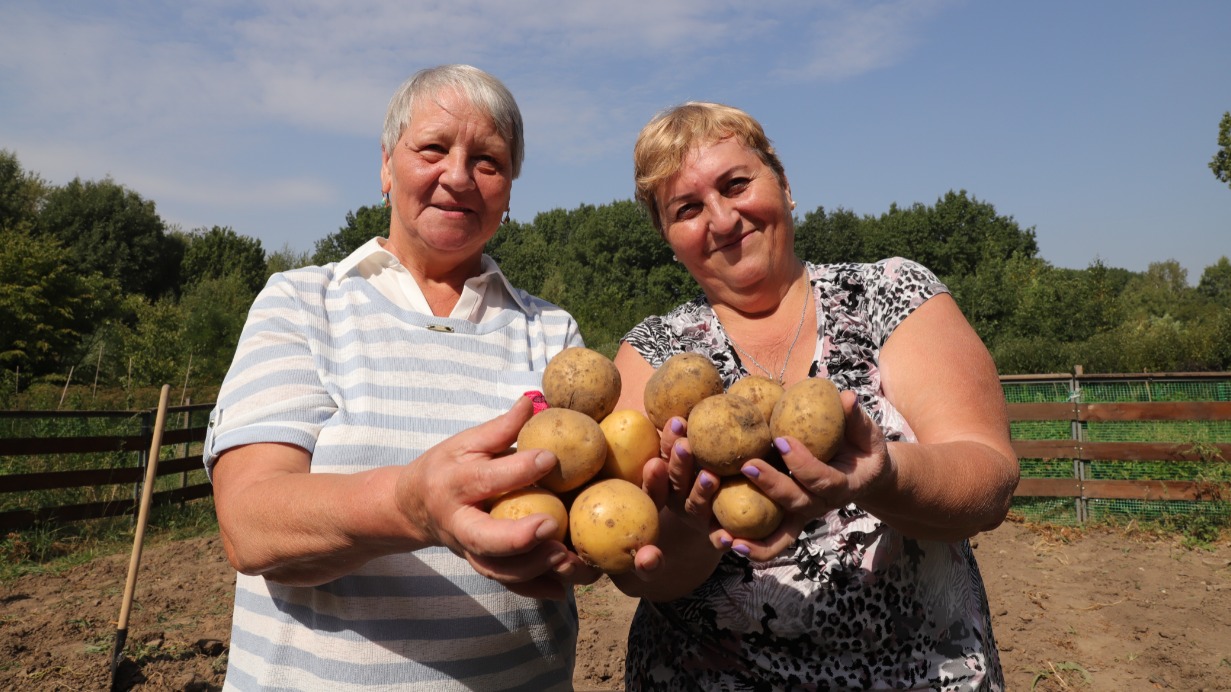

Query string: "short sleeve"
[[865, 257, 949, 346], [203, 272, 338, 477]]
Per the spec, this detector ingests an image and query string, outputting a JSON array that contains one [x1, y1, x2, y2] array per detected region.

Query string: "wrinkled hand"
[[394, 396, 601, 599], [719, 390, 891, 561]]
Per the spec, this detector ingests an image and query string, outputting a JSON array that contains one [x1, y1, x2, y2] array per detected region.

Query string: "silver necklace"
[[721, 280, 812, 384]]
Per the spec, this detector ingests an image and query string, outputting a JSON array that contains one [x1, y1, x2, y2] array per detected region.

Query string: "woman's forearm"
[[216, 459, 430, 586], [858, 439, 1019, 542]]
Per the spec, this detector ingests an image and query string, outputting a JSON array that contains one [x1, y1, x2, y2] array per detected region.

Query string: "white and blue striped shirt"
[[205, 241, 583, 690]]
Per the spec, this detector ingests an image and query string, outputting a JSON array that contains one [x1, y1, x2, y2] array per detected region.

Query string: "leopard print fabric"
[[621, 258, 1004, 691]]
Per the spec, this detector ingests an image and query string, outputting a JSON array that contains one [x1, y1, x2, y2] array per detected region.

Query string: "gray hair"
[[381, 64, 525, 179]]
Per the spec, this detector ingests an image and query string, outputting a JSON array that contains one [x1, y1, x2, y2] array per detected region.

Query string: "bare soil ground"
[[2, 517, 1229, 691]]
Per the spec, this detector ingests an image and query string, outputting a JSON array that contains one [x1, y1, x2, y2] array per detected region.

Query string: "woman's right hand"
[[394, 395, 600, 600]]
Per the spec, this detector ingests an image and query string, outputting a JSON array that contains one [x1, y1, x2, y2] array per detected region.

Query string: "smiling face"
[[380, 88, 512, 276], [657, 137, 796, 307]]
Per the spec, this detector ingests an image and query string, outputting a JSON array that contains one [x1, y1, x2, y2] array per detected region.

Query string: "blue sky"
[[2, 1, 1228, 282]]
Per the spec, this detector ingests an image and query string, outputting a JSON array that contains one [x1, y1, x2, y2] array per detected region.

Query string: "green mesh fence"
[[1003, 375, 1231, 529]]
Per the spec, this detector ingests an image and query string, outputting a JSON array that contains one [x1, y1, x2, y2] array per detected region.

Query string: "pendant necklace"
[[722, 279, 812, 384]]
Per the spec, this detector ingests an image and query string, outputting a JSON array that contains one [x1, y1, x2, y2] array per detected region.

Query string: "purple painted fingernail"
[[674, 442, 691, 462], [742, 465, 760, 479], [732, 544, 751, 556], [774, 437, 791, 454], [699, 473, 714, 490], [670, 418, 684, 435], [719, 536, 732, 548]]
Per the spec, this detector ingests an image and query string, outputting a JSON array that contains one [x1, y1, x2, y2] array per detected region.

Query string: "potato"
[[686, 394, 773, 476], [643, 352, 724, 430], [599, 409, 660, 485], [489, 487, 569, 543], [726, 375, 785, 425], [569, 478, 659, 574], [711, 476, 784, 540], [770, 377, 845, 462], [517, 408, 607, 493], [542, 347, 622, 422]]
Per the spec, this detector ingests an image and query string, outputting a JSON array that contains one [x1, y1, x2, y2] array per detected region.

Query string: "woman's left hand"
[[719, 389, 890, 560]]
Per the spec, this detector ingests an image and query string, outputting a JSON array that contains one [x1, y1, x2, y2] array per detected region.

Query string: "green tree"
[[313, 204, 391, 264], [0, 150, 48, 232], [0, 227, 122, 377], [114, 295, 187, 386], [793, 206, 868, 265], [1197, 256, 1231, 305], [178, 273, 258, 384], [180, 225, 268, 294], [864, 190, 1039, 280], [35, 177, 182, 299], [266, 243, 312, 275], [1210, 111, 1231, 190], [489, 201, 694, 354]]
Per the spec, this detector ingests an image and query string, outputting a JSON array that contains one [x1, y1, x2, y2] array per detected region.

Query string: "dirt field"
[[2, 517, 1229, 691]]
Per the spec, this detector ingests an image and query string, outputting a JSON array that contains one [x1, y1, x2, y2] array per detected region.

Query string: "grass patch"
[[0, 499, 218, 582]]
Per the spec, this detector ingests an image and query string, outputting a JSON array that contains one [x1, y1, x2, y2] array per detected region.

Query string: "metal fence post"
[[1071, 365, 1087, 523]]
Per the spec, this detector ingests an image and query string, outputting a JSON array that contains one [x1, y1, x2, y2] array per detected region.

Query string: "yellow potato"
[[643, 352, 724, 430], [687, 393, 773, 476], [489, 487, 569, 543], [599, 409, 660, 485], [542, 347, 622, 422], [770, 377, 845, 462], [569, 478, 659, 574], [711, 476, 784, 540], [726, 375, 785, 425], [517, 408, 607, 493]]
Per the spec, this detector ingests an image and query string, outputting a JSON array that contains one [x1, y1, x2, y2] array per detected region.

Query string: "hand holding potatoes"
[[493, 348, 664, 576], [393, 395, 598, 600], [720, 386, 895, 561]]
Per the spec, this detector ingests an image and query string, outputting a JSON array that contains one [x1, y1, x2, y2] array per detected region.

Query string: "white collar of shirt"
[[334, 237, 530, 321]]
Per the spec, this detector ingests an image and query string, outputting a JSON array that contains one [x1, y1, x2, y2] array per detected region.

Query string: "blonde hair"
[[382, 64, 525, 179], [633, 101, 786, 231]]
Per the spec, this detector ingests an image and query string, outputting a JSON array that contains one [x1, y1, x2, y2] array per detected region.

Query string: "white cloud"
[[0, 1, 944, 227], [778, 0, 955, 81]]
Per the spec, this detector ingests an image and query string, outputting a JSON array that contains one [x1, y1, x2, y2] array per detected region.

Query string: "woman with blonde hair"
[[611, 101, 1019, 690]]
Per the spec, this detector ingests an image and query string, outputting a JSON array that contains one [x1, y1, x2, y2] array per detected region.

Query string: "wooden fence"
[[2, 371, 1230, 530], [1005, 370, 1231, 523], [0, 404, 214, 531]]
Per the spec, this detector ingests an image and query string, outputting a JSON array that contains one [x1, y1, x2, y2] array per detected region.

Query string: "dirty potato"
[[711, 476, 784, 540], [687, 393, 773, 476], [770, 377, 845, 462], [643, 352, 724, 430], [726, 375, 785, 425], [517, 408, 607, 493], [542, 347, 622, 422]]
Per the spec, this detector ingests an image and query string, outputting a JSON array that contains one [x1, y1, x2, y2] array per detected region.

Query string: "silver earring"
[[382, 192, 390, 208], [502, 210, 511, 224]]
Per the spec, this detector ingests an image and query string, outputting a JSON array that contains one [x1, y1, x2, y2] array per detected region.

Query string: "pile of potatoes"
[[644, 353, 846, 540], [490, 347, 846, 572], [490, 347, 661, 574]]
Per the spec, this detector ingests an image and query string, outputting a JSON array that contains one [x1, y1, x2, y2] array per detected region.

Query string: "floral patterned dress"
[[621, 258, 1004, 691]]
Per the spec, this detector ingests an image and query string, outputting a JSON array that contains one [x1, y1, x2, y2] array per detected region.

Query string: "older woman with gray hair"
[[205, 64, 597, 691]]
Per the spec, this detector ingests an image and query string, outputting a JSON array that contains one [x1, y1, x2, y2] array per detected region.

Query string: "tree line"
[[2, 147, 1229, 405]]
